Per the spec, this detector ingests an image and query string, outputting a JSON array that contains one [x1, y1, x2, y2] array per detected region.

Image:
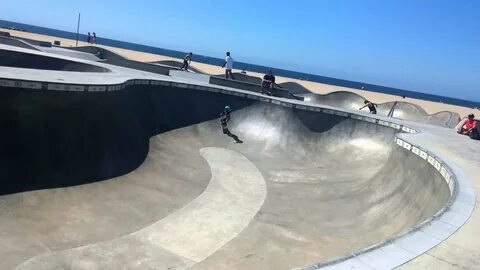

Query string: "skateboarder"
[[180, 52, 193, 71], [220, 105, 243, 143], [359, 100, 377, 114]]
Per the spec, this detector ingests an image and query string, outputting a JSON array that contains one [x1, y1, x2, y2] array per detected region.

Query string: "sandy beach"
[[2, 28, 475, 117]]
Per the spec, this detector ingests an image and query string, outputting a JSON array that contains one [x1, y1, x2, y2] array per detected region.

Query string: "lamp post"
[[75, 13, 81, 46]]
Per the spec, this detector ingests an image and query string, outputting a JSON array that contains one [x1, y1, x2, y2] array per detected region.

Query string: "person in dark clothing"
[[220, 105, 243, 143], [180, 52, 193, 71], [359, 100, 377, 114], [261, 69, 276, 95], [87, 32, 91, 43]]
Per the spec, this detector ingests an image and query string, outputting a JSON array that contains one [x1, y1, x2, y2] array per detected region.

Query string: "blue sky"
[[1, 0, 479, 100]]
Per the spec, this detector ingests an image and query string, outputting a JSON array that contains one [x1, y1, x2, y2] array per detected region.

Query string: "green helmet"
[[225, 105, 231, 110]]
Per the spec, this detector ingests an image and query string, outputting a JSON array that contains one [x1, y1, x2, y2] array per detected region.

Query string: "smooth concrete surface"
[[0, 47, 109, 72], [38, 46, 103, 62], [1, 103, 450, 269], [209, 76, 303, 101], [169, 70, 210, 83], [152, 60, 204, 74], [0, 44, 478, 269], [213, 73, 263, 85], [14, 147, 266, 269], [65, 46, 175, 75], [0, 36, 40, 51], [302, 91, 460, 128]]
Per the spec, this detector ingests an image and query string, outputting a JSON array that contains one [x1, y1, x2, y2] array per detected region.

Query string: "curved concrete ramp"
[[65, 46, 175, 75], [0, 36, 40, 51], [303, 91, 366, 111], [0, 47, 109, 72], [2, 100, 450, 269], [14, 147, 266, 270], [428, 110, 461, 128], [302, 91, 461, 128], [279, 81, 312, 94], [377, 101, 461, 128]]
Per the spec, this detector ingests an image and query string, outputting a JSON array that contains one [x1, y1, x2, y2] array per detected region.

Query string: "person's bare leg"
[[230, 70, 235, 80], [225, 70, 229, 79]]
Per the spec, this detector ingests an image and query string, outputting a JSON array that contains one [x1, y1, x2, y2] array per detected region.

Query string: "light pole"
[[75, 13, 81, 46]]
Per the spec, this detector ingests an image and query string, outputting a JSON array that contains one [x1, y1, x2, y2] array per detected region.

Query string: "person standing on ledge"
[[220, 105, 243, 143], [180, 52, 193, 71], [87, 32, 92, 43], [359, 100, 377, 114], [261, 69, 276, 95], [92, 32, 97, 44], [221, 52, 235, 80]]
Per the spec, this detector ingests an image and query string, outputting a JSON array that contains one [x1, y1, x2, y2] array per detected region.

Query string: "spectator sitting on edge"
[[457, 114, 478, 137], [261, 69, 276, 95]]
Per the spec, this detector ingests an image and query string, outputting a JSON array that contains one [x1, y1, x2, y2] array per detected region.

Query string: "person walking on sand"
[[180, 52, 193, 71], [92, 32, 97, 44], [87, 32, 92, 43], [221, 52, 235, 80], [220, 105, 243, 143], [359, 100, 377, 114]]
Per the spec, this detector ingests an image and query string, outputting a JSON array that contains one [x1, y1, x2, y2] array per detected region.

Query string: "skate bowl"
[[0, 80, 458, 270], [301, 91, 461, 128], [0, 48, 110, 72]]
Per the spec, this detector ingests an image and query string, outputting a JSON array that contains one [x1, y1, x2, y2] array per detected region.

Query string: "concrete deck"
[[0, 44, 478, 270]]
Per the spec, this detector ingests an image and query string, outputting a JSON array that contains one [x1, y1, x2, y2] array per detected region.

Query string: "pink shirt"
[[456, 118, 477, 131], [464, 119, 477, 129]]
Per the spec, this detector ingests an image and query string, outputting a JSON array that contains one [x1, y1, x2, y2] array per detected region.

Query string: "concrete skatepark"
[[0, 35, 478, 270]]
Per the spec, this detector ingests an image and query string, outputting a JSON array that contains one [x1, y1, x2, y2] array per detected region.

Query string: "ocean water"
[[0, 19, 478, 109]]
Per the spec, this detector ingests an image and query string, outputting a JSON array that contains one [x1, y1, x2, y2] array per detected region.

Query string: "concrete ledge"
[[15, 36, 52, 47], [0, 48, 110, 72], [169, 70, 210, 83], [209, 76, 304, 101], [0, 36, 40, 51]]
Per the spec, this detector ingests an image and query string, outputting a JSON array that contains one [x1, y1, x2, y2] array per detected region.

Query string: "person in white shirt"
[[221, 52, 235, 80]]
